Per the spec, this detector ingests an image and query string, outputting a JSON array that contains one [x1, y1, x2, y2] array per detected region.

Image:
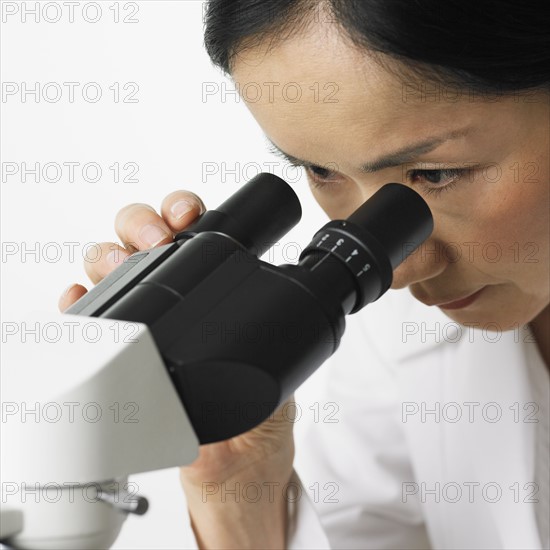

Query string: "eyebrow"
[[268, 126, 472, 174]]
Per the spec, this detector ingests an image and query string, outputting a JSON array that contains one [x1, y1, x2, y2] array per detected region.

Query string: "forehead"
[[230, 21, 499, 160], [231, 22, 409, 118]]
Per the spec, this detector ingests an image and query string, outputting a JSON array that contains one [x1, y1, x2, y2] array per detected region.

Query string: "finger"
[[84, 242, 131, 285], [160, 190, 206, 233], [58, 283, 88, 312], [114, 203, 174, 251]]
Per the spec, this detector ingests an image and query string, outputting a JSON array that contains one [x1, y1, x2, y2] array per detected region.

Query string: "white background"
[[1, 1, 331, 547]]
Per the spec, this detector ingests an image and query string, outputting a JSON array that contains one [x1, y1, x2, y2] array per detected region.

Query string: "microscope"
[[1, 173, 433, 548]]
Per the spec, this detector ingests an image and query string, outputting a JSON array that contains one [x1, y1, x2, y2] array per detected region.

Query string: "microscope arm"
[[1, 311, 199, 549]]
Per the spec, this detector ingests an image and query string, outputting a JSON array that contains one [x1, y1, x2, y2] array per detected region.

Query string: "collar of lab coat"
[[352, 287, 547, 549]]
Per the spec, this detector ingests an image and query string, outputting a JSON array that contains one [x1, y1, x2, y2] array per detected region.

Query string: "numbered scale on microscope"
[[313, 221, 372, 277]]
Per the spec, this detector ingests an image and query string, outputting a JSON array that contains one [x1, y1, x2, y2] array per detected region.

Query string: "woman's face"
[[231, 21, 550, 331]]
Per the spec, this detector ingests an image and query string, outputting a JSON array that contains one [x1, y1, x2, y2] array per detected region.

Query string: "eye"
[[309, 165, 332, 179], [406, 168, 468, 196], [305, 164, 342, 190]]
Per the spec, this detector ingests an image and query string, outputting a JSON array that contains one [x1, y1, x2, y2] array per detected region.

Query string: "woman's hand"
[[59, 190, 295, 549], [58, 191, 207, 309]]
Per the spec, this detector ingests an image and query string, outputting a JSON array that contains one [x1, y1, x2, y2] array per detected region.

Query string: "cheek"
[[448, 173, 550, 280], [487, 178, 547, 248]]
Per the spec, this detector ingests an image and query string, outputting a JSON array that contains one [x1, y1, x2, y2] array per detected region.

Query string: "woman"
[[60, 1, 549, 548]]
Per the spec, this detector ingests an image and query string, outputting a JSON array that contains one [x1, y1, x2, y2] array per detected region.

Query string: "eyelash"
[[406, 168, 465, 196], [305, 165, 468, 197]]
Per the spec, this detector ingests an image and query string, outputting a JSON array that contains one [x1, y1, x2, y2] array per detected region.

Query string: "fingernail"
[[106, 250, 129, 267], [62, 283, 76, 297], [170, 200, 195, 220], [139, 224, 170, 247]]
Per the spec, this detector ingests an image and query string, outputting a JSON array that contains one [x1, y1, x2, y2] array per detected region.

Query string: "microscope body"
[[73, 231, 351, 444]]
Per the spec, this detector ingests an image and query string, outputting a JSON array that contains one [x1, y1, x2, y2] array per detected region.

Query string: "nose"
[[390, 237, 448, 289]]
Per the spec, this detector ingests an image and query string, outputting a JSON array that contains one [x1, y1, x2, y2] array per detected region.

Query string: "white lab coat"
[[185, 287, 549, 549]]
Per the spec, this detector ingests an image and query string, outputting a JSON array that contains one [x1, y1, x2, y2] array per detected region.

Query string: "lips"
[[424, 287, 486, 310]]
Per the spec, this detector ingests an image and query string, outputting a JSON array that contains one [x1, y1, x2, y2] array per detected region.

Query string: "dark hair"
[[204, 0, 550, 94]]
